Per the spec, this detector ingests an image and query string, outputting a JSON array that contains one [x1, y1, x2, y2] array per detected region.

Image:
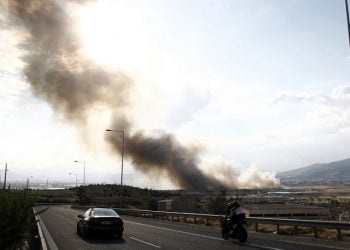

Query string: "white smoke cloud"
[[202, 159, 280, 189], [237, 164, 280, 189]]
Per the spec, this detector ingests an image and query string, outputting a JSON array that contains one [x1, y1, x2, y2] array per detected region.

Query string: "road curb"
[[33, 207, 58, 250]]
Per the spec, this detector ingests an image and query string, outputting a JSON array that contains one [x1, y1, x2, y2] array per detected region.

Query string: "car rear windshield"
[[92, 209, 118, 216]]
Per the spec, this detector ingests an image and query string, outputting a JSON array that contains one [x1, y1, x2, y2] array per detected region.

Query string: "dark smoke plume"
[[106, 117, 226, 189], [9, 0, 131, 122], [8, 0, 230, 189]]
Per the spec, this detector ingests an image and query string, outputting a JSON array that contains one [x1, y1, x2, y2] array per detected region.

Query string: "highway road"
[[36, 205, 350, 250]]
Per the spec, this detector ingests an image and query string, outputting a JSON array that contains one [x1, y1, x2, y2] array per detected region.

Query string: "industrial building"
[[244, 204, 330, 220]]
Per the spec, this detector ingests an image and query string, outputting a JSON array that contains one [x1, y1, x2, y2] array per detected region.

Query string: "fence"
[[112, 208, 350, 241]]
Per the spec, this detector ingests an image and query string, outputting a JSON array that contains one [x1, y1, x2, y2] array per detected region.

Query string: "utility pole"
[[346, 0, 350, 47], [26, 176, 33, 190], [105, 129, 125, 195], [3, 163, 8, 189]]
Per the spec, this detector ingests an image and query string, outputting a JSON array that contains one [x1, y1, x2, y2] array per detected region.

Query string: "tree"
[[207, 189, 227, 214], [77, 186, 92, 205]]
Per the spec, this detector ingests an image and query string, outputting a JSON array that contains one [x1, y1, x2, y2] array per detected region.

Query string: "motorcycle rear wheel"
[[237, 228, 248, 243]]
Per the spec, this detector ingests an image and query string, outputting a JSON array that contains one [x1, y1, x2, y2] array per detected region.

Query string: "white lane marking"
[[129, 236, 161, 248], [125, 220, 225, 241], [243, 243, 284, 250], [125, 220, 350, 250], [277, 239, 349, 250], [126, 220, 285, 250]]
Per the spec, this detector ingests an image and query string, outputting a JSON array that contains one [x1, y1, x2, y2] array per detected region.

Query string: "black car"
[[77, 208, 124, 239]]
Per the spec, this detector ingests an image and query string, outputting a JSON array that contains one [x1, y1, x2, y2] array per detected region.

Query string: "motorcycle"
[[220, 215, 248, 243]]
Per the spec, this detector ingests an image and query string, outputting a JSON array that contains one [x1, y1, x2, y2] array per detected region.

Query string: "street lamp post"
[[346, 0, 350, 47], [69, 172, 78, 187], [3, 163, 8, 189], [26, 176, 33, 190], [106, 129, 124, 194], [74, 160, 86, 185]]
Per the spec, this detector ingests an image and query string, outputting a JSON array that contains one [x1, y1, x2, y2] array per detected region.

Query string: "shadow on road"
[[79, 235, 126, 245]]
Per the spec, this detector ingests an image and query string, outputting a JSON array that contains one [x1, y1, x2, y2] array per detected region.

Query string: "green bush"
[[0, 190, 37, 250], [77, 186, 92, 205], [207, 189, 229, 214]]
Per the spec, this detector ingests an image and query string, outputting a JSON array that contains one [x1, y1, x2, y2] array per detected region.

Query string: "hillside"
[[277, 158, 350, 182]]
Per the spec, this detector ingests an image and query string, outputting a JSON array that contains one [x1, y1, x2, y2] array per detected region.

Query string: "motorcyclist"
[[222, 201, 247, 242], [226, 201, 245, 229]]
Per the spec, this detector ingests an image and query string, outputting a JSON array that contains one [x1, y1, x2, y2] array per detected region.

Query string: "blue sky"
[[0, 0, 349, 188]]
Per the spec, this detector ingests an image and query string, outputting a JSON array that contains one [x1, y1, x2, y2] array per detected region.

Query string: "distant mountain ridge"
[[277, 158, 350, 181]]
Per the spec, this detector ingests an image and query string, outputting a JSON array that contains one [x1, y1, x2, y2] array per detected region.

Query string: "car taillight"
[[88, 217, 97, 225], [113, 218, 123, 225]]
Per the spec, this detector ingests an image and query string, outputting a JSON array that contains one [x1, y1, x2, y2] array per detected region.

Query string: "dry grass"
[[246, 223, 350, 241]]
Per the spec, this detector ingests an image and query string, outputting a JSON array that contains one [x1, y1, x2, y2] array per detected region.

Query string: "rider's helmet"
[[228, 201, 240, 210]]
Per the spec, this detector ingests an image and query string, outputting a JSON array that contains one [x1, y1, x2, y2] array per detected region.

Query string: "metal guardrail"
[[248, 217, 350, 241], [33, 207, 48, 250], [111, 208, 350, 241], [33, 207, 59, 250], [70, 205, 350, 241]]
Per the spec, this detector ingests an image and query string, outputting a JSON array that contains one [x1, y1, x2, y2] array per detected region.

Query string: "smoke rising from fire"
[[8, 0, 280, 189], [8, 0, 131, 123], [106, 116, 225, 189]]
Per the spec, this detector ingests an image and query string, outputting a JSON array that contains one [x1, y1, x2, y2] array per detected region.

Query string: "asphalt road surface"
[[35, 205, 350, 250]]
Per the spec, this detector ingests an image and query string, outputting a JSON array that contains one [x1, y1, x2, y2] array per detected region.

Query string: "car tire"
[[76, 224, 80, 235], [82, 227, 90, 238], [116, 232, 123, 239]]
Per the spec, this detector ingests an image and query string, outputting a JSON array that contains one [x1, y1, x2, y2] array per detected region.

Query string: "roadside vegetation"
[[207, 189, 242, 214], [29, 184, 178, 210], [0, 189, 38, 250]]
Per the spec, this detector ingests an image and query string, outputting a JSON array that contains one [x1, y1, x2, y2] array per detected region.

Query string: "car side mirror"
[[78, 214, 83, 219]]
